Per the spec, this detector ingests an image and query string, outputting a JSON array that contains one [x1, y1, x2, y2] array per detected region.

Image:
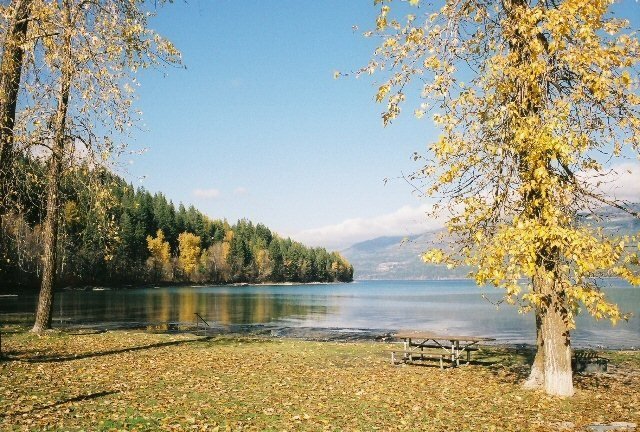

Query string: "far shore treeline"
[[0, 157, 354, 290]]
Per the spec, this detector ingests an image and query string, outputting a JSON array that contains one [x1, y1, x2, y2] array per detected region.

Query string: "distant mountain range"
[[341, 231, 469, 280], [341, 205, 640, 280]]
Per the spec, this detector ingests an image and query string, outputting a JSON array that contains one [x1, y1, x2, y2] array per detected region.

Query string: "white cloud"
[[587, 161, 640, 203], [193, 188, 221, 199], [290, 162, 640, 251], [291, 204, 444, 250], [234, 186, 248, 195]]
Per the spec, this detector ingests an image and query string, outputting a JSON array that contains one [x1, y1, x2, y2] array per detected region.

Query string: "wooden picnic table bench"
[[385, 349, 448, 368], [392, 331, 495, 368]]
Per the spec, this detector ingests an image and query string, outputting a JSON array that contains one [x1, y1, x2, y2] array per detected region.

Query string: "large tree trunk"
[[524, 271, 573, 397], [31, 152, 63, 332], [31, 3, 72, 333], [0, 0, 31, 277], [0, 0, 31, 211], [539, 277, 574, 396]]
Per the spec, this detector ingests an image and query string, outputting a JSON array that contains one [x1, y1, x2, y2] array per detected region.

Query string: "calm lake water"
[[1, 279, 638, 348]]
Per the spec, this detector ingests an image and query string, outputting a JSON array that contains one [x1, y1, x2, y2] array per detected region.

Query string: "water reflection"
[[47, 286, 334, 327], [1, 280, 638, 348]]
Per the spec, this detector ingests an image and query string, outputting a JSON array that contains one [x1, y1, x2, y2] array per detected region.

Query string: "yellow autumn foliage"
[[178, 231, 201, 277], [147, 229, 171, 265], [364, 0, 640, 327]]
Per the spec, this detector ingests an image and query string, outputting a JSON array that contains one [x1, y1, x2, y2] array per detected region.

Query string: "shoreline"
[[2, 318, 638, 351], [0, 280, 354, 294], [3, 276, 629, 294]]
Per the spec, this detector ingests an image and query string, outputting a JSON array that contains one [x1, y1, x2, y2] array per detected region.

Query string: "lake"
[[1, 279, 638, 348]]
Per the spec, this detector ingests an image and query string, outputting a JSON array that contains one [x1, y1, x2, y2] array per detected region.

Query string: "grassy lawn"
[[1, 327, 639, 431]]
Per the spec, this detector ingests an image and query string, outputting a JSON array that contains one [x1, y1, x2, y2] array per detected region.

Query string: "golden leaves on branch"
[[361, 0, 640, 326]]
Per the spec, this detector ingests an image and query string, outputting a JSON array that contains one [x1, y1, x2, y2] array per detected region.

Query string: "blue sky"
[[126, 0, 640, 250]]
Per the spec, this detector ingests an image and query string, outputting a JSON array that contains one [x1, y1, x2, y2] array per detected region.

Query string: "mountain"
[[342, 205, 640, 280], [581, 204, 640, 236], [341, 231, 470, 280]]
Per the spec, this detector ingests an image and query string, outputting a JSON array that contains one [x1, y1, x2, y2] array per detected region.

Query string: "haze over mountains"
[[341, 205, 640, 280]]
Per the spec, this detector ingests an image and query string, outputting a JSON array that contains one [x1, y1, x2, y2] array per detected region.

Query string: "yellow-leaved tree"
[[178, 232, 201, 280], [27, 0, 180, 333], [357, 0, 640, 396], [147, 229, 171, 281]]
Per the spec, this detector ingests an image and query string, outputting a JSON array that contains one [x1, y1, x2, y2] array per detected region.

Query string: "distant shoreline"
[[1, 320, 637, 350], [0, 280, 353, 294], [3, 276, 631, 295]]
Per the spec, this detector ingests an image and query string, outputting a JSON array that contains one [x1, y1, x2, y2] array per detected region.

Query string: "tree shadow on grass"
[[464, 358, 501, 367], [0, 390, 119, 418], [513, 345, 537, 365], [479, 346, 544, 385], [452, 347, 517, 369], [4, 336, 213, 364]]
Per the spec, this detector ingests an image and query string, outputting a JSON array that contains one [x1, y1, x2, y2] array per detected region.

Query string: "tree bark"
[[0, 0, 31, 276], [0, 0, 31, 212], [31, 2, 73, 334], [31, 151, 63, 332], [539, 277, 574, 396], [523, 265, 573, 397]]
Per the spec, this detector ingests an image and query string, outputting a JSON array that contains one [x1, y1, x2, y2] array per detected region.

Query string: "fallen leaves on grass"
[[0, 329, 639, 431]]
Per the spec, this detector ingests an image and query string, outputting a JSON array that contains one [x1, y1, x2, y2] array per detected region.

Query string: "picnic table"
[[390, 331, 495, 368]]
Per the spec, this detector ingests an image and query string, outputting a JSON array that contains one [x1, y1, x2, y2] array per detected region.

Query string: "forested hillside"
[[0, 158, 353, 289]]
